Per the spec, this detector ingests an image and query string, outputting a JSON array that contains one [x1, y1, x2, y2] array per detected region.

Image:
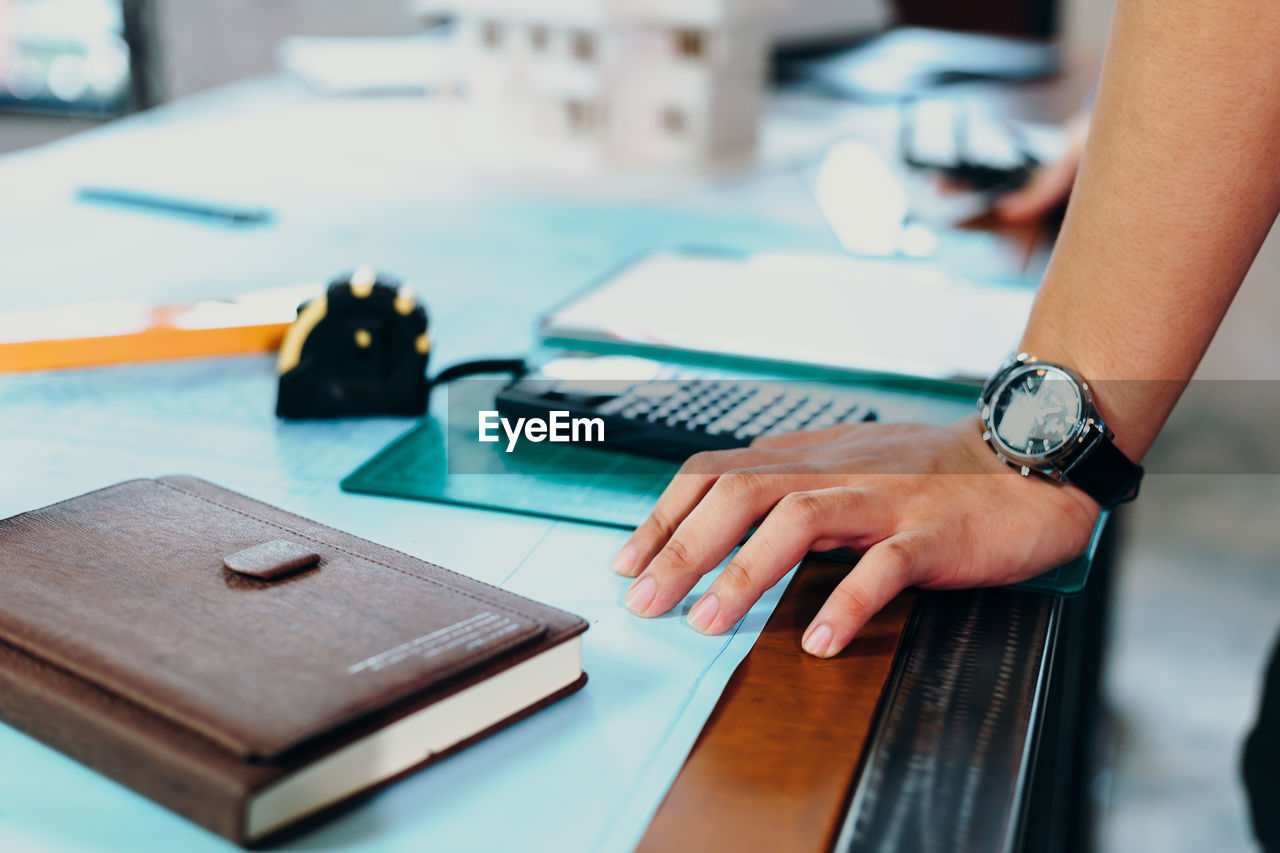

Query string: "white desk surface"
[[0, 77, 876, 852]]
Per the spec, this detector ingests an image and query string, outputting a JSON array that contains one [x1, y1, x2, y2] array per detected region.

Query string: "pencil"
[[76, 186, 274, 226]]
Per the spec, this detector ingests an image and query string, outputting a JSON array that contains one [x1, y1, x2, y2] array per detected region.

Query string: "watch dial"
[[991, 366, 1083, 457]]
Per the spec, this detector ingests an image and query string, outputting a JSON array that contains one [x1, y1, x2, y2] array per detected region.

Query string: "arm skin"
[[1022, 0, 1280, 457], [613, 0, 1280, 657]]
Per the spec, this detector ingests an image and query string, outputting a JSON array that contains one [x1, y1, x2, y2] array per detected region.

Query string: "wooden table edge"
[[638, 558, 915, 852]]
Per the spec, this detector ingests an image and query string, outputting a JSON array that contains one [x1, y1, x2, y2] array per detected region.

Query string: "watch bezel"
[[979, 355, 1104, 477]]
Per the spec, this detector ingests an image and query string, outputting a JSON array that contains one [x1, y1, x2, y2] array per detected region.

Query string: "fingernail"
[[802, 623, 833, 657], [687, 594, 720, 633], [611, 543, 637, 576], [623, 576, 656, 614]]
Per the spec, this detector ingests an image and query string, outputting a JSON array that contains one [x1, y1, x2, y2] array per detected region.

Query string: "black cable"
[[429, 358, 527, 389]]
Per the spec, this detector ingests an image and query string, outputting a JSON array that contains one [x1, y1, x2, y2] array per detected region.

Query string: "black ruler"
[[835, 589, 1060, 853]]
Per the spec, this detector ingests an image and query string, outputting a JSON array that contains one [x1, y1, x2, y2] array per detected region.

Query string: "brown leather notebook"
[[0, 476, 588, 846]]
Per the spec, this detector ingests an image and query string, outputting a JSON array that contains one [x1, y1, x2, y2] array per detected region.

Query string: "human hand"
[[611, 416, 1099, 658], [996, 112, 1091, 224]]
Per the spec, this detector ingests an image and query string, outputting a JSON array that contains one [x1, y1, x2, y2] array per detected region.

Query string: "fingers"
[[622, 464, 819, 618], [686, 487, 878, 635], [611, 448, 779, 578], [995, 154, 1080, 224], [800, 533, 931, 658]]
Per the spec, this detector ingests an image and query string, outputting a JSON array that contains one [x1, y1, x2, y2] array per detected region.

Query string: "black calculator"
[[494, 358, 877, 462]]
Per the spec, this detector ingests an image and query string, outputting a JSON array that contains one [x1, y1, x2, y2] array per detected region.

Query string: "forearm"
[[1021, 0, 1280, 459]]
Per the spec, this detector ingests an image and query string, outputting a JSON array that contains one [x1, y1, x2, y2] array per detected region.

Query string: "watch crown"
[[982, 430, 992, 442]]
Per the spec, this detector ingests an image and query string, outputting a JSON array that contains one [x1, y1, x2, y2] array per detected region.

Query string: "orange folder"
[[0, 285, 321, 373]]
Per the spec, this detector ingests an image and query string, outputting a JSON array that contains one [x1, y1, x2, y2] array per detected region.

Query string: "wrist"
[[1011, 340, 1153, 460], [1018, 312, 1192, 462], [977, 353, 1144, 507], [952, 415, 1102, 521]]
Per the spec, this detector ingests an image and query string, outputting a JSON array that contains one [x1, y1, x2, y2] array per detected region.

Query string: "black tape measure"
[[276, 268, 430, 419]]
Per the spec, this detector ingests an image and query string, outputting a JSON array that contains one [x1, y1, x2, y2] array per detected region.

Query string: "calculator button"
[[779, 393, 809, 410], [631, 381, 681, 399], [710, 394, 736, 410], [596, 397, 630, 415], [707, 418, 738, 435], [768, 401, 795, 417]]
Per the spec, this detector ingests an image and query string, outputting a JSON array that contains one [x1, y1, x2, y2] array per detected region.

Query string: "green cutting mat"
[[341, 380, 1101, 596], [342, 416, 679, 528]]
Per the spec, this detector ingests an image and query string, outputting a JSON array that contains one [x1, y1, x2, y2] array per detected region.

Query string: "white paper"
[[547, 249, 1036, 382]]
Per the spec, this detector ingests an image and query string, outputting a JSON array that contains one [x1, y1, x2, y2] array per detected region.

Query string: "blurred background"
[[0, 0, 1110, 155], [1, 2, 1276, 851]]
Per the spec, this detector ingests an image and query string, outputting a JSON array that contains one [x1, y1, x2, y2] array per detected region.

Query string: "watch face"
[[989, 365, 1084, 459]]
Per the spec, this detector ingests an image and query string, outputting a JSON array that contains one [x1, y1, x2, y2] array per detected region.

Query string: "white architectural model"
[[447, 0, 781, 166]]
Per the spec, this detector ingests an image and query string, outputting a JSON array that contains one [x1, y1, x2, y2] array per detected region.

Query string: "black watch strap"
[[1061, 435, 1144, 507]]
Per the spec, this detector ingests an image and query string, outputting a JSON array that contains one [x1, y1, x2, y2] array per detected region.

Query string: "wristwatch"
[[978, 354, 1143, 507]]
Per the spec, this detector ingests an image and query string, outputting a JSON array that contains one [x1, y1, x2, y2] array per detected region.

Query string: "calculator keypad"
[[597, 379, 877, 442]]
